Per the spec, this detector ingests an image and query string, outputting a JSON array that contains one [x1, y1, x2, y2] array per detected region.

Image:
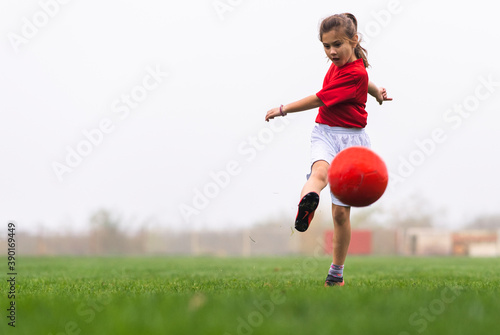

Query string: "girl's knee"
[[333, 207, 350, 225], [310, 161, 329, 182], [311, 169, 328, 182]]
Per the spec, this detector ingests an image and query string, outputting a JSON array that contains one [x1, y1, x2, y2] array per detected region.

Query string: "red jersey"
[[315, 58, 368, 128]]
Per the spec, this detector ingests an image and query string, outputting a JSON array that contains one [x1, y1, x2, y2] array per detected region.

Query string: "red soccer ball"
[[328, 146, 388, 207]]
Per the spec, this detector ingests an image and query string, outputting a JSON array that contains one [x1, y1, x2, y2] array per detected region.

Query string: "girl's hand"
[[376, 87, 393, 105], [265, 107, 282, 122]]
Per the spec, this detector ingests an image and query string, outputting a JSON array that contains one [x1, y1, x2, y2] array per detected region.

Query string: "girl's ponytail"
[[354, 42, 370, 68], [342, 13, 370, 68]]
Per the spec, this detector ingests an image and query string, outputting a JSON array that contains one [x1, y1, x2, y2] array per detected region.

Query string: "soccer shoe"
[[324, 274, 345, 287], [294, 192, 319, 232]]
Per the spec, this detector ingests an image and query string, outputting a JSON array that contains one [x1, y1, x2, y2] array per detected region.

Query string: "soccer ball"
[[328, 146, 388, 207]]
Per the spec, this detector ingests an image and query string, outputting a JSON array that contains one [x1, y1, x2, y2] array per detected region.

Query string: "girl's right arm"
[[265, 95, 324, 122]]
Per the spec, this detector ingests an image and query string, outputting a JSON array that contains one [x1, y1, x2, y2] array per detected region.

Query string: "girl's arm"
[[265, 95, 324, 122], [368, 81, 392, 105]]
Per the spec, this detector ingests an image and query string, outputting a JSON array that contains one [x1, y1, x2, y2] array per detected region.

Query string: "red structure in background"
[[324, 230, 372, 255]]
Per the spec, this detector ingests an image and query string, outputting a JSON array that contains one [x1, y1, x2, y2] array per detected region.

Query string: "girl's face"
[[321, 29, 357, 67]]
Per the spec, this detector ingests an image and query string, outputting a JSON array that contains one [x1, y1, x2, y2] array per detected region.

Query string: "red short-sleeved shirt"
[[315, 58, 368, 128]]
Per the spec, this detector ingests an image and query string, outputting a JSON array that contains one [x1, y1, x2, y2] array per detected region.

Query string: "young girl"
[[265, 13, 391, 286]]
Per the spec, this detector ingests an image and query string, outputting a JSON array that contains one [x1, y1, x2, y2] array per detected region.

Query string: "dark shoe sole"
[[325, 274, 345, 287], [294, 192, 319, 232], [324, 280, 345, 287]]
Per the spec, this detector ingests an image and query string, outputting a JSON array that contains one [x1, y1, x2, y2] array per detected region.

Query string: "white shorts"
[[308, 123, 371, 207]]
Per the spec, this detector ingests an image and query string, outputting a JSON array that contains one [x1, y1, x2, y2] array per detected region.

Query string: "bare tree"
[[351, 194, 441, 229], [465, 214, 500, 230], [89, 209, 129, 254]]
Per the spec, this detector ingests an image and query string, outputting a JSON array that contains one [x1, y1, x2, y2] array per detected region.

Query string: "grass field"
[[2, 256, 500, 335]]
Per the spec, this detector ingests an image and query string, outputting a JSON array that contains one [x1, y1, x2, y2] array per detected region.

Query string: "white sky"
[[1, 0, 499, 234]]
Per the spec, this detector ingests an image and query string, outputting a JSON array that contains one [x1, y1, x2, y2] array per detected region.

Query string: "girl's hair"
[[319, 13, 370, 68]]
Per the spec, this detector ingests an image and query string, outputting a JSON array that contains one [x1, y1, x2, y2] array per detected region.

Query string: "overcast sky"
[[1, 0, 499, 234]]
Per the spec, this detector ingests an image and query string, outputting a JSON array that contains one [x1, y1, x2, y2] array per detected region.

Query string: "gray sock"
[[328, 264, 344, 278]]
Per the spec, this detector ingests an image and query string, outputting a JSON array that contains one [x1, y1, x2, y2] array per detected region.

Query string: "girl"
[[265, 13, 391, 287]]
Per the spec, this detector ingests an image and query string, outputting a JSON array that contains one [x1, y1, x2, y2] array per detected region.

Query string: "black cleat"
[[325, 274, 345, 287], [294, 192, 319, 232]]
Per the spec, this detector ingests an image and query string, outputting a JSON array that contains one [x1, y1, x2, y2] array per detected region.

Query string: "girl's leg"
[[325, 204, 351, 286], [331, 204, 351, 265], [295, 160, 329, 232], [300, 160, 329, 198]]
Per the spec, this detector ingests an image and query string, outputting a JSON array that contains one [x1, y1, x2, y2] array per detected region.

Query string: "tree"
[[351, 194, 440, 229], [89, 209, 128, 254], [465, 214, 500, 230]]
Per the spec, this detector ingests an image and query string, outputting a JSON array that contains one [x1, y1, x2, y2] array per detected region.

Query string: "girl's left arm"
[[368, 81, 392, 105]]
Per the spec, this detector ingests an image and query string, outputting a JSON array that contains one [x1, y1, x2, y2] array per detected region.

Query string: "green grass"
[[2, 256, 500, 335]]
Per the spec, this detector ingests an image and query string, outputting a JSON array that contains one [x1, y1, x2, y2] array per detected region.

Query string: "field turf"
[[2, 256, 500, 335]]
